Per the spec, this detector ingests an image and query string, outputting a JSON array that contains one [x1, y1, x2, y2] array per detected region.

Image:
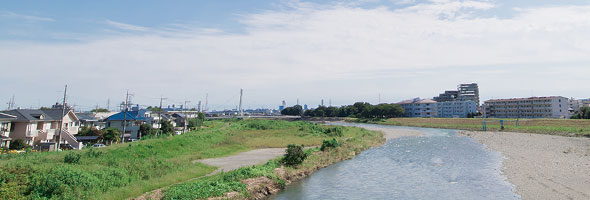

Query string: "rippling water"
[[271, 123, 520, 200]]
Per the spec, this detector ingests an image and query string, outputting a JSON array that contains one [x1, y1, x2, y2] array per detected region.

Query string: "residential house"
[[0, 109, 81, 150], [0, 113, 16, 148], [104, 109, 151, 140]]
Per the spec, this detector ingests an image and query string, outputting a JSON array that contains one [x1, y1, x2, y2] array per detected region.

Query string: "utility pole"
[[379, 93, 381, 104], [121, 90, 129, 143], [183, 100, 191, 134], [239, 89, 244, 117], [107, 98, 110, 111], [204, 93, 208, 112], [158, 95, 166, 136], [56, 85, 67, 151], [6, 95, 15, 110]]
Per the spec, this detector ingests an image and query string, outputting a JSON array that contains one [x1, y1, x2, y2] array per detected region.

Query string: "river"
[[271, 122, 520, 200]]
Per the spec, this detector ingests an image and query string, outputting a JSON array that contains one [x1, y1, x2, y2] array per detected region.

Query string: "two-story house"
[[0, 113, 16, 148], [0, 109, 81, 150], [104, 109, 150, 140]]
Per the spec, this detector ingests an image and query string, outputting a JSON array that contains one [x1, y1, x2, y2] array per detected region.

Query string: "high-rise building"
[[457, 83, 480, 106], [433, 83, 480, 107]]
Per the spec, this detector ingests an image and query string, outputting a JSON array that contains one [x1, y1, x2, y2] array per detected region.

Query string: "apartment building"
[[397, 98, 438, 118], [483, 96, 570, 119], [457, 83, 480, 106], [437, 101, 477, 118], [433, 83, 480, 107]]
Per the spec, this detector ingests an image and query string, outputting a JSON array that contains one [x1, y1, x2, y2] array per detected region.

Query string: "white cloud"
[[104, 20, 148, 31], [0, 11, 54, 22], [2, 1, 590, 109]]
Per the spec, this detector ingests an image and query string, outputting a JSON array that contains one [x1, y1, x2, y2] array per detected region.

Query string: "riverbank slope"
[[346, 118, 590, 137], [460, 131, 590, 200]]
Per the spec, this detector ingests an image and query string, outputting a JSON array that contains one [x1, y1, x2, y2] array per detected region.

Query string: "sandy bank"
[[359, 126, 423, 140], [460, 131, 590, 200]]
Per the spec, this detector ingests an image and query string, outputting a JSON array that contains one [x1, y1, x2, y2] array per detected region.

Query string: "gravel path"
[[194, 148, 287, 175], [460, 131, 590, 200]]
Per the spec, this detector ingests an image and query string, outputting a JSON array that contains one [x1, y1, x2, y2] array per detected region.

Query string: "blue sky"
[[2, 0, 590, 111]]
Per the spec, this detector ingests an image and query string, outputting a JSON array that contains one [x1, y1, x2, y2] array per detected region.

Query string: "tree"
[[139, 124, 156, 138], [90, 108, 109, 113], [9, 139, 29, 150], [77, 127, 102, 136], [102, 128, 121, 144], [281, 105, 303, 116], [147, 106, 163, 112], [571, 107, 590, 119], [160, 121, 174, 135]]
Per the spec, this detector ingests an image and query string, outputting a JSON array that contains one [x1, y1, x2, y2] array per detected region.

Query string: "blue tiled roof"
[[105, 111, 147, 121]]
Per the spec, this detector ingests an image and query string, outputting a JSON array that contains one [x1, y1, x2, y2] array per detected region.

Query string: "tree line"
[[281, 102, 405, 118]]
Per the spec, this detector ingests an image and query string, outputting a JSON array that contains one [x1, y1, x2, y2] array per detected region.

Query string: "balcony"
[[26, 130, 39, 137]]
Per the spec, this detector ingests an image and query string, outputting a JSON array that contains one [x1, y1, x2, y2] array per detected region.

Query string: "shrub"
[[9, 139, 29, 150], [85, 148, 102, 158], [64, 152, 81, 164], [28, 165, 100, 199], [282, 144, 307, 166], [320, 138, 341, 151], [324, 127, 343, 137]]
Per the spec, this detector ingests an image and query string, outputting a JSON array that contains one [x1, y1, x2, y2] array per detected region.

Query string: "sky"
[[1, 0, 590, 111]]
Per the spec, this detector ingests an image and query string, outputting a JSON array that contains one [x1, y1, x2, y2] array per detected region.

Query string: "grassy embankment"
[[0, 119, 363, 200], [162, 121, 383, 199], [349, 118, 590, 137]]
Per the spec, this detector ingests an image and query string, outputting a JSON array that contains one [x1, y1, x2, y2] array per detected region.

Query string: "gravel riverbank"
[[460, 131, 590, 200]]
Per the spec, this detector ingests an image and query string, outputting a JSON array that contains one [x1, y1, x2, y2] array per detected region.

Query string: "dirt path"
[[461, 131, 590, 200], [193, 148, 287, 175]]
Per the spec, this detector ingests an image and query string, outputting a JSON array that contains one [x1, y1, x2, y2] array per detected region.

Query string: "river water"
[[271, 123, 520, 200]]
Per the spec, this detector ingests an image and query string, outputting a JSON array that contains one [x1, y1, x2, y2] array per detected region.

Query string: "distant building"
[[457, 83, 480, 106], [433, 90, 459, 102], [433, 83, 480, 107], [397, 98, 438, 118], [437, 101, 477, 118], [303, 104, 308, 110], [483, 96, 570, 119]]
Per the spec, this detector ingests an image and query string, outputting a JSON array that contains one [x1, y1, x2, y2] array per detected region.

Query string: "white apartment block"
[[483, 96, 570, 119], [437, 101, 477, 118], [397, 98, 438, 118]]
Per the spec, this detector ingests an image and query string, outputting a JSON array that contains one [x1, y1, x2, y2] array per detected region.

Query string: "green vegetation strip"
[[0, 119, 366, 200]]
